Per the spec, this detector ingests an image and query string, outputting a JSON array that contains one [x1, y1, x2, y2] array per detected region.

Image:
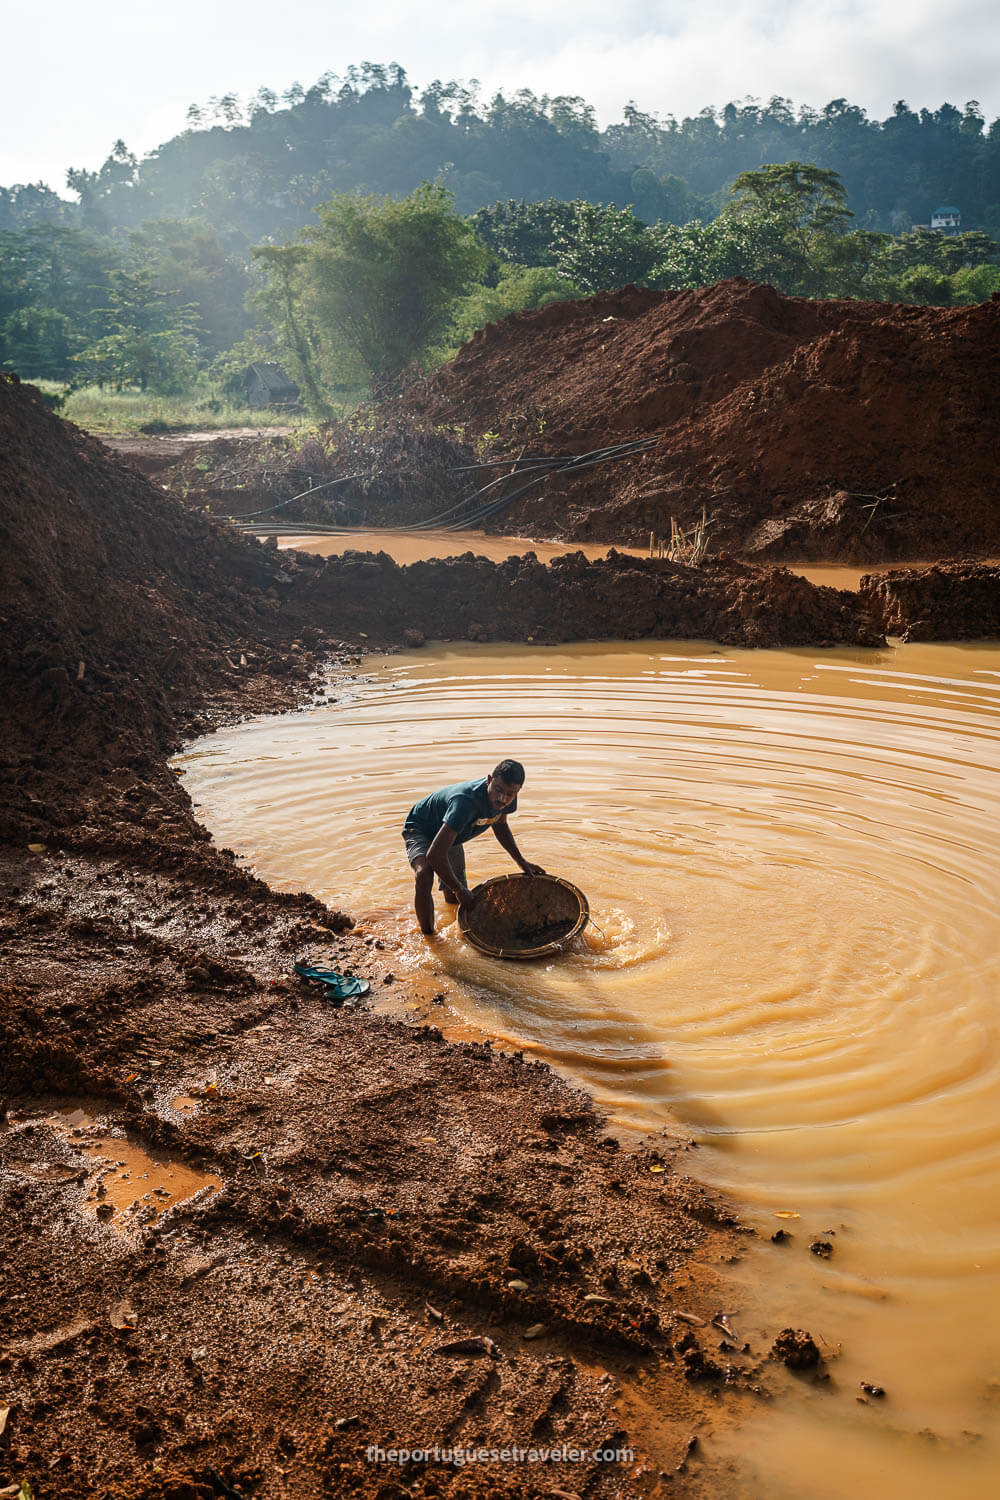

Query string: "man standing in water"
[[403, 759, 544, 935]]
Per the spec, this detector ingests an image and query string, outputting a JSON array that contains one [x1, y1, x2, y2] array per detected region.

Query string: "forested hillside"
[[5, 65, 998, 241], [3, 64, 1000, 395]]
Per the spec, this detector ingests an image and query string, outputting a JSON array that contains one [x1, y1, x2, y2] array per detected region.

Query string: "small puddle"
[[15, 1104, 222, 1232]]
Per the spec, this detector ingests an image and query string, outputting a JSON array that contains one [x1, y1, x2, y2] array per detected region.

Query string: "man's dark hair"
[[492, 758, 525, 785]]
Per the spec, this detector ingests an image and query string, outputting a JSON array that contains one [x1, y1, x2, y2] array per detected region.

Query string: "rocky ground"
[[2, 837, 759, 1500]]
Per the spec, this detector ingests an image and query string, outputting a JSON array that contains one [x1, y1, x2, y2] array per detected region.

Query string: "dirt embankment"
[[859, 563, 1000, 641], [0, 374, 344, 853], [399, 279, 1000, 564], [1, 376, 828, 1496], [298, 548, 885, 649]]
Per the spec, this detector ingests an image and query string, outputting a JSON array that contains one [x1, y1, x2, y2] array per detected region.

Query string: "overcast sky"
[[5, 0, 999, 193]]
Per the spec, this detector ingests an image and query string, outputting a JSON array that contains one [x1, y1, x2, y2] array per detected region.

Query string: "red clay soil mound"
[[401, 278, 1000, 563], [0, 373, 324, 847]]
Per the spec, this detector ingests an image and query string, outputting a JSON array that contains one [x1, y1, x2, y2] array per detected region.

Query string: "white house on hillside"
[[930, 206, 961, 233]]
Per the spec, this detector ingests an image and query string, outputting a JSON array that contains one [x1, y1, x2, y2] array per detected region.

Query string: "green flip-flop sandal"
[[293, 964, 371, 1003]]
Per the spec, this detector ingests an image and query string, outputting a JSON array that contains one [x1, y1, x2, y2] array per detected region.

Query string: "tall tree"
[[127, 217, 252, 356], [1, 306, 77, 379], [722, 161, 856, 293], [251, 244, 329, 414], [254, 183, 487, 400], [79, 261, 200, 391], [0, 224, 115, 377], [551, 202, 663, 292]]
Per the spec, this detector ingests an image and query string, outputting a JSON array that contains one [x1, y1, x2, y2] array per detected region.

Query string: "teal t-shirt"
[[404, 776, 517, 846]]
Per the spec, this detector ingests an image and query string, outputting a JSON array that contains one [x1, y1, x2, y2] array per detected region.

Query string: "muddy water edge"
[[179, 635, 1000, 1500]]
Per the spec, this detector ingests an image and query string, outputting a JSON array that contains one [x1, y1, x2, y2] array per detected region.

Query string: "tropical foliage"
[[253, 184, 488, 408]]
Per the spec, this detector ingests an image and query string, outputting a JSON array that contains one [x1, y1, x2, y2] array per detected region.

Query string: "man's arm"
[[492, 815, 544, 875], [426, 824, 475, 906]]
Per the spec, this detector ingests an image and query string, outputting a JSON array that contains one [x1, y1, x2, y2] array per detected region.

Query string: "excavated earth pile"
[[0, 374, 356, 852], [1, 380, 831, 1495], [401, 278, 1000, 563]]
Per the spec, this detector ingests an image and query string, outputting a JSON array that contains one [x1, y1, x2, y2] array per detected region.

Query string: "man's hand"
[[457, 886, 478, 909], [520, 861, 546, 877]]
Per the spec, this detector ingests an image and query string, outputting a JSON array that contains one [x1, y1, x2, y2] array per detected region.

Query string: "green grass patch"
[[28, 382, 317, 436]]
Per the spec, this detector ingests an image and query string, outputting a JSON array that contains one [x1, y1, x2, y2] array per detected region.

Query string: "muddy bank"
[[860, 562, 1000, 642], [274, 550, 995, 650], [294, 548, 885, 649], [3, 845, 757, 1500], [1, 372, 791, 1493]]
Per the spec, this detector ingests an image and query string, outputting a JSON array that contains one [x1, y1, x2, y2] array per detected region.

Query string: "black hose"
[[408, 460, 569, 531], [226, 473, 367, 519], [435, 438, 659, 532], [228, 435, 659, 532], [452, 454, 588, 472], [413, 437, 657, 532]]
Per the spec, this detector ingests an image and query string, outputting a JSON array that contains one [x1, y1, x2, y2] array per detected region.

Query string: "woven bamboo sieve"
[[458, 872, 589, 959]]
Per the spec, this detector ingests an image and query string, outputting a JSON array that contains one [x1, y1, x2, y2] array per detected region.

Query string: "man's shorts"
[[402, 829, 467, 886], [403, 828, 431, 866]]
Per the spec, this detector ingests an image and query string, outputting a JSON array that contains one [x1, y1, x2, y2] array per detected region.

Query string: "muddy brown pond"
[[177, 636, 1000, 1500]]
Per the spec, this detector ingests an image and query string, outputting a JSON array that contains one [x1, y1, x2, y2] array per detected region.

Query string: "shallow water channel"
[[178, 635, 1000, 1498], [277, 526, 635, 565]]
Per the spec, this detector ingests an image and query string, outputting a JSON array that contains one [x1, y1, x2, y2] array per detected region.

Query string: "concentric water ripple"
[[179, 638, 1000, 1499]]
